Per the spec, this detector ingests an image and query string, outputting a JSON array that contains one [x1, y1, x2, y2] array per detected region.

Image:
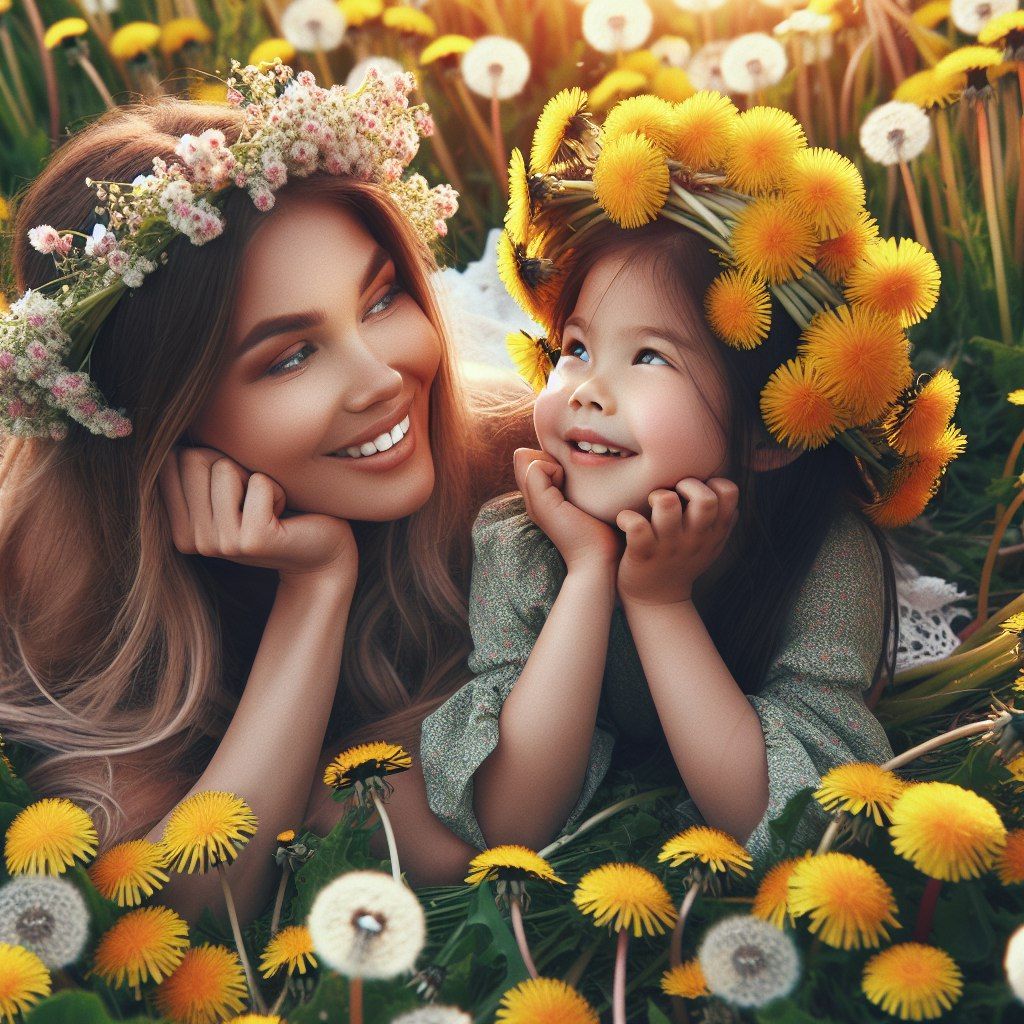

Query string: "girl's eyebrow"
[[564, 316, 694, 351]]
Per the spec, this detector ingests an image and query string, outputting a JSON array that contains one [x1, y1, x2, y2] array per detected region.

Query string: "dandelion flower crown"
[[500, 88, 965, 528], [0, 59, 458, 443]]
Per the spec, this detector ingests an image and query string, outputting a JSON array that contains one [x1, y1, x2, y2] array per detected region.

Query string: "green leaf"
[[966, 336, 1024, 383], [755, 997, 837, 1024], [647, 998, 672, 1024], [24, 991, 155, 1024], [287, 971, 420, 1024], [766, 787, 816, 853]]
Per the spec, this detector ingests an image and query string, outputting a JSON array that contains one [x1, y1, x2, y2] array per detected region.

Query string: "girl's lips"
[[565, 439, 636, 467]]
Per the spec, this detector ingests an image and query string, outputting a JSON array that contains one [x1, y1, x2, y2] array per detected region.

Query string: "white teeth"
[[346, 445, 362, 458], [573, 439, 625, 456], [373, 431, 394, 451], [332, 413, 411, 458]]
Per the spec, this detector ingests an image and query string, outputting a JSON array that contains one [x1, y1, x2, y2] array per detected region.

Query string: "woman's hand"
[[616, 477, 739, 606], [158, 445, 359, 588], [513, 447, 623, 572]]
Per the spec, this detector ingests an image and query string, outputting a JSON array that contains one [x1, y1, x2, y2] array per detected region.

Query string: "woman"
[[0, 93, 534, 925]]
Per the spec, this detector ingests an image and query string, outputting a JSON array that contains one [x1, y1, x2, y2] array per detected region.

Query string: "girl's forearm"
[[622, 597, 770, 843], [474, 563, 617, 850], [146, 571, 355, 927]]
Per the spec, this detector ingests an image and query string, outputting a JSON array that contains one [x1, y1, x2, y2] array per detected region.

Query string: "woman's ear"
[[748, 437, 804, 473]]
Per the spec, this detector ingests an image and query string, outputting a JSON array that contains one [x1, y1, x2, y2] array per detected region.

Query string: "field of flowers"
[[1, 0, 1024, 1021]]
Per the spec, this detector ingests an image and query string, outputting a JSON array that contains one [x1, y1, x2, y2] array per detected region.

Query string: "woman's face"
[[188, 197, 441, 522], [533, 251, 731, 525]]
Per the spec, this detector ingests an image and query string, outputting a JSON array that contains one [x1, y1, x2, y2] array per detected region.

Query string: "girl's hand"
[[514, 447, 623, 572], [158, 445, 359, 588], [616, 478, 739, 606]]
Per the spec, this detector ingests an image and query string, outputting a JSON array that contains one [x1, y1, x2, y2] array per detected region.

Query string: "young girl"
[[0, 70, 536, 924], [419, 217, 900, 870]]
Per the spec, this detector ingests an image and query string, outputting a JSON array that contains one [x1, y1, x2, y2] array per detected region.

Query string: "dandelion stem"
[[371, 791, 402, 882], [891, 631, 1011, 685], [898, 160, 932, 250], [612, 928, 630, 1024], [669, 183, 732, 238], [509, 894, 538, 978], [270, 863, 291, 936], [18, 0, 60, 145], [75, 54, 116, 109], [313, 49, 334, 87], [217, 862, 267, 1013], [973, 486, 1024, 627], [669, 875, 702, 968], [975, 98, 1014, 345], [995, 426, 1024, 522], [839, 34, 872, 138], [815, 813, 847, 856], [349, 976, 364, 1024], [1015, 66, 1024, 263], [913, 877, 943, 941], [490, 91, 509, 192], [882, 718, 996, 772], [955, 592, 1024, 653]]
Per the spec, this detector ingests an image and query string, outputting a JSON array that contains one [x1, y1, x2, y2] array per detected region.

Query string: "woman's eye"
[[365, 283, 403, 318], [267, 343, 313, 376], [564, 340, 589, 362], [636, 348, 670, 366]]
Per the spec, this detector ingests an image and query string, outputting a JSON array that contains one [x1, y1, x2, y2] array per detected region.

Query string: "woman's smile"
[[324, 411, 417, 472]]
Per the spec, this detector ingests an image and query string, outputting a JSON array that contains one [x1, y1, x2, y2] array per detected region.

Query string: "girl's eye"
[[365, 283, 403, 318], [564, 340, 589, 362], [267, 343, 313, 376], [636, 348, 670, 366]]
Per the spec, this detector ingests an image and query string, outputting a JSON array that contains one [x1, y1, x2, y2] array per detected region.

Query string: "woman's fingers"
[[157, 450, 196, 554], [210, 458, 249, 553]]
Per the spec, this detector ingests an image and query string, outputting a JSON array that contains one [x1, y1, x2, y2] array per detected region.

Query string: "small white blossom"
[[860, 100, 931, 165], [1007, 923, 1024, 1002], [346, 55, 405, 91], [582, 0, 654, 52], [460, 35, 531, 99], [699, 915, 801, 1008], [951, 0, 1017, 35], [0, 876, 90, 968], [721, 32, 789, 93], [390, 1008, 472, 1024], [308, 870, 426, 980], [281, 0, 347, 52]]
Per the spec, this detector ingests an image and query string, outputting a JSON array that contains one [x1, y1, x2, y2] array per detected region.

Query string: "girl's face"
[[187, 197, 441, 522], [534, 251, 731, 525]]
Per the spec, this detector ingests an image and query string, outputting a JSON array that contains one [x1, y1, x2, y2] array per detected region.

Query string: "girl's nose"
[[338, 330, 404, 413], [569, 372, 615, 414]]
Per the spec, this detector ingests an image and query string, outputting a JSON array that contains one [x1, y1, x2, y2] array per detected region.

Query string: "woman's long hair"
[[547, 218, 900, 699], [0, 96, 509, 846]]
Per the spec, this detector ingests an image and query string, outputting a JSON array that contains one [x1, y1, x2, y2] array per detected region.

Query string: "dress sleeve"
[[670, 510, 896, 873], [419, 493, 616, 850]]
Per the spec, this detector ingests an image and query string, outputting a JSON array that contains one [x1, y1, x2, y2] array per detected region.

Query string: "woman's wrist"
[[277, 565, 357, 604]]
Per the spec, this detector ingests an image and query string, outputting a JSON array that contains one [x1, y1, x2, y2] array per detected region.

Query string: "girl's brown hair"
[[0, 96, 519, 845], [548, 218, 900, 700]]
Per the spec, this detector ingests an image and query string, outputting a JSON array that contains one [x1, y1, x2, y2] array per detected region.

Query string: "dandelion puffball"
[[390, 1007, 472, 1024], [860, 101, 931, 166], [651, 34, 692, 67], [460, 35, 531, 99], [0, 876, 89, 968], [721, 33, 789, 94], [346, 55, 404, 90], [687, 41, 729, 92], [672, 0, 729, 12], [951, 0, 1017, 36], [1006, 923, 1024, 1002], [698, 915, 801, 1008], [582, 0, 654, 53], [307, 870, 426, 979], [280, 0, 346, 52]]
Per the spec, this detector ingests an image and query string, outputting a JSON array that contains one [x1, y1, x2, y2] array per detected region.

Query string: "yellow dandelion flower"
[[922, 423, 967, 466], [845, 238, 941, 327], [259, 925, 317, 978], [161, 791, 258, 874], [0, 943, 51, 1021], [787, 147, 866, 239], [43, 17, 88, 49], [731, 196, 817, 284], [671, 90, 739, 171], [109, 21, 162, 61], [506, 331, 557, 393], [726, 106, 807, 195], [224, 1017, 283, 1024], [1002, 612, 1024, 635], [661, 959, 709, 998], [5, 797, 98, 876], [799, 304, 911, 423], [912, 0, 950, 28], [154, 944, 248, 1024], [420, 33, 473, 66], [573, 863, 676, 937], [382, 5, 435, 37], [159, 18, 213, 55], [531, 87, 601, 174], [889, 781, 1006, 881], [277, 829, 296, 844], [862, 943, 963, 1020], [323, 741, 412, 793], [1013, 670, 1024, 695], [505, 148, 531, 245], [863, 451, 945, 527], [935, 44, 1003, 78], [466, 845, 564, 886], [894, 68, 961, 109], [996, 830, 1024, 885], [191, 81, 229, 104], [978, 10, 1024, 48], [1009, 389, 1024, 405], [593, 131, 670, 229], [496, 976, 599, 1024], [705, 268, 772, 348], [589, 69, 648, 112], [91, 906, 190, 988], [0, 197, 9, 223], [787, 852, 899, 949], [620, 49, 661, 77], [248, 39, 296, 67], [816, 209, 879, 284], [88, 839, 170, 907], [650, 66, 695, 103], [885, 369, 960, 456], [658, 825, 753, 876], [497, 230, 564, 329], [752, 856, 804, 928], [603, 95, 679, 156], [340, 0, 384, 27], [760, 357, 845, 449], [814, 763, 906, 825]]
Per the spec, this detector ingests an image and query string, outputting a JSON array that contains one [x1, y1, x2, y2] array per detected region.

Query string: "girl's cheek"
[[533, 385, 563, 451]]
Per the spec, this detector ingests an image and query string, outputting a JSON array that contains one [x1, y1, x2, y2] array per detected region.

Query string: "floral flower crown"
[[0, 59, 458, 443], [499, 87, 965, 529]]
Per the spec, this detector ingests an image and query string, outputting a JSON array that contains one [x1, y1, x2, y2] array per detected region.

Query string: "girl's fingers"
[[617, 509, 656, 559], [675, 478, 718, 533], [649, 489, 683, 541], [706, 477, 740, 527], [513, 447, 546, 491]]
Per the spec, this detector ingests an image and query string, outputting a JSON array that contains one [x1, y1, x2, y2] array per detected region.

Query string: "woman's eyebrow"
[[233, 245, 393, 356]]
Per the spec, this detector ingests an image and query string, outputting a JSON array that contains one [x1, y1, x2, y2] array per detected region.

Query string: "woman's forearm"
[[474, 564, 617, 850], [147, 570, 355, 927]]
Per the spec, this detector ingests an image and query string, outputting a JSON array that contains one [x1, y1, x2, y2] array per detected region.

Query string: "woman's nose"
[[569, 372, 615, 414], [339, 330, 404, 413]]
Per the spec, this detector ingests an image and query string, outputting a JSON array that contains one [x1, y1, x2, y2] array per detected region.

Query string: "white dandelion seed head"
[[346, 55, 405, 90], [698, 915, 801, 1008], [687, 40, 729, 91], [774, 11, 834, 61], [78, 0, 119, 13], [390, 1007, 472, 1024], [721, 32, 789, 93], [859, 100, 931, 165], [460, 35, 532, 99], [307, 870, 426, 980], [582, 0, 654, 53], [950, 0, 1017, 35], [281, 0, 347, 53], [672, 0, 729, 12], [0, 875, 90, 968], [651, 34, 693, 67], [1006, 923, 1024, 1002]]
